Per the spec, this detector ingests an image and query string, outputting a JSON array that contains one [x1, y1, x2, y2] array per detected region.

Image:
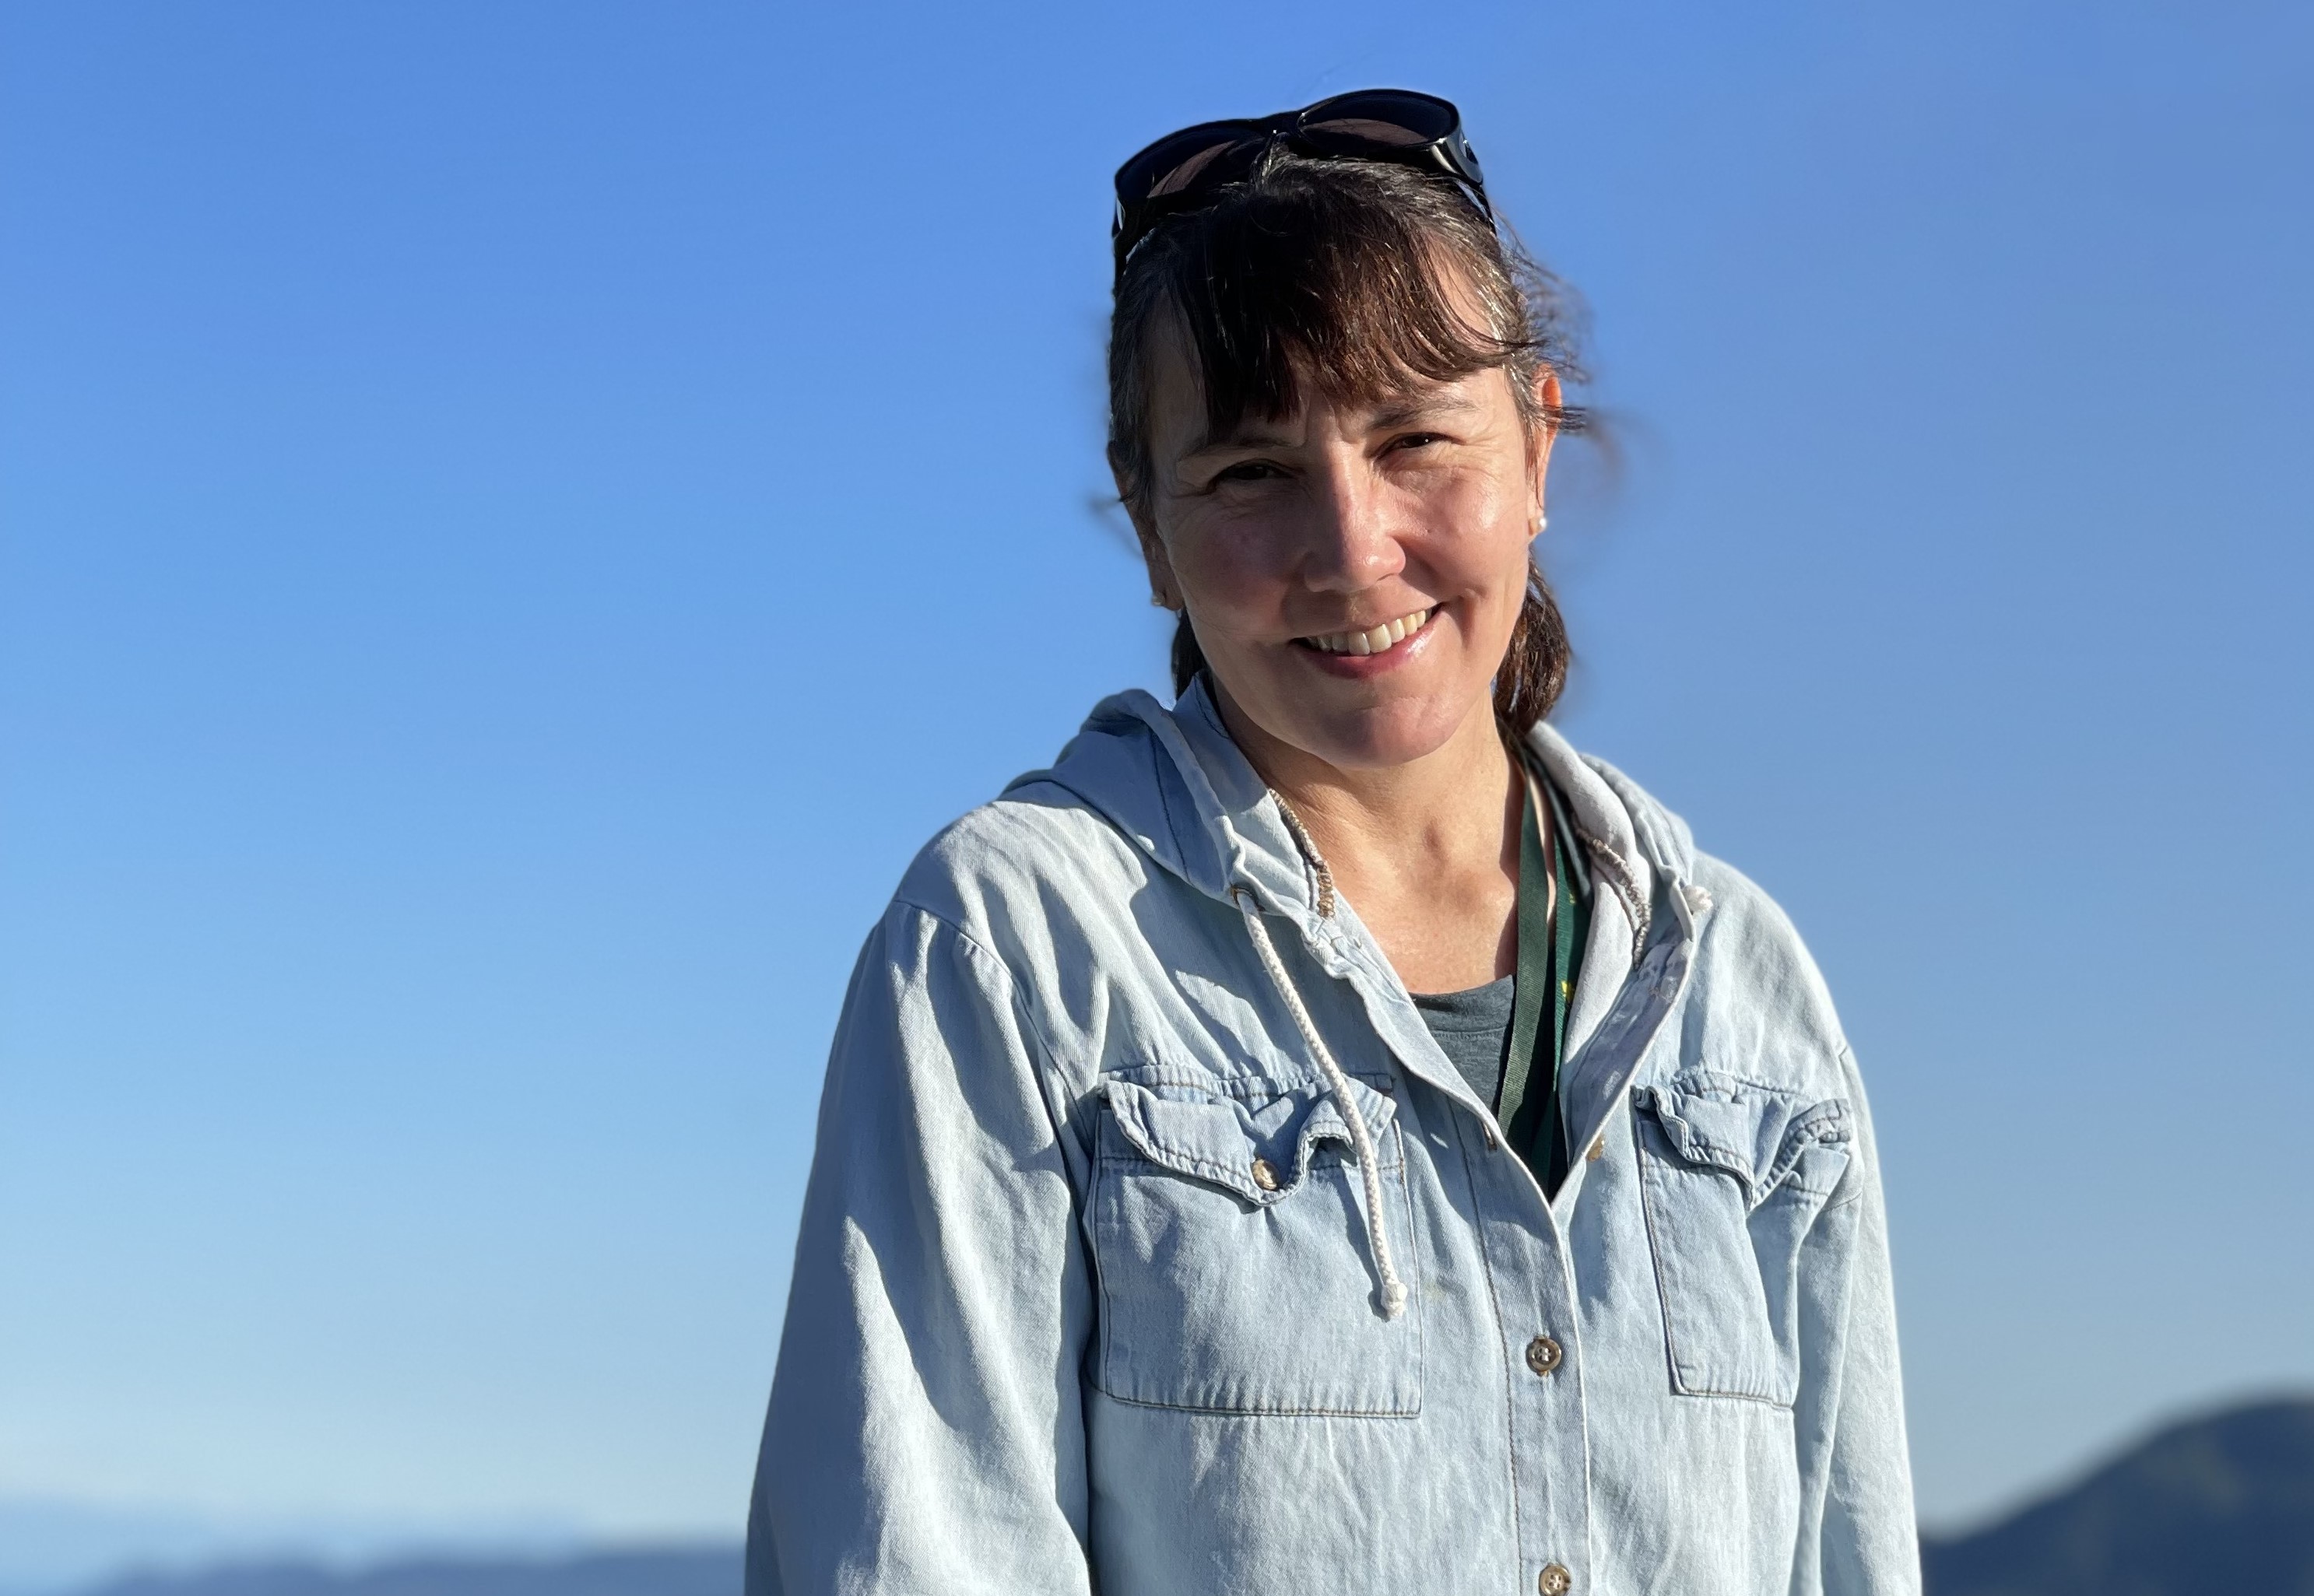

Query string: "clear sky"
[[3, 0, 2309, 1570]]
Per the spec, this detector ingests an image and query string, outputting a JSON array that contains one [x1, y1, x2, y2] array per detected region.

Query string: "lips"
[[1298, 607, 1434, 656]]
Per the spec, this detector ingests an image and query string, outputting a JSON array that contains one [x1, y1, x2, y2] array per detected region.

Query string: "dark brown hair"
[[1107, 150, 1589, 731]]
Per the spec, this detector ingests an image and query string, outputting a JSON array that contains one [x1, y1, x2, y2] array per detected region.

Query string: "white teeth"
[[1304, 607, 1431, 655]]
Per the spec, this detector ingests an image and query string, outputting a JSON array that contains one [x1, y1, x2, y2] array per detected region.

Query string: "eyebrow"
[[1183, 391, 1487, 457]]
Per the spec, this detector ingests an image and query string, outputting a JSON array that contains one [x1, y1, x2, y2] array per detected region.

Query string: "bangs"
[[1127, 156, 1540, 450]]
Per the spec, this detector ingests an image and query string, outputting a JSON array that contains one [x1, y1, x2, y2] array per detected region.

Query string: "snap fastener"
[[1586, 1135, 1605, 1163], [1524, 1335, 1563, 1377], [1538, 1563, 1572, 1596], [1249, 1156, 1282, 1192]]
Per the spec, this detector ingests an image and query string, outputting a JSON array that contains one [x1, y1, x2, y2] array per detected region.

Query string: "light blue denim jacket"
[[748, 682, 1918, 1596]]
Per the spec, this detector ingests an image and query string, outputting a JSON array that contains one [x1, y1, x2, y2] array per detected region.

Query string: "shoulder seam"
[[885, 900, 1066, 1074], [883, 900, 1086, 1189]]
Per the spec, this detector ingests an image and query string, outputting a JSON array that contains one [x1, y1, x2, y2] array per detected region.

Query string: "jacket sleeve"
[[746, 902, 1095, 1596], [1791, 1044, 1922, 1596]]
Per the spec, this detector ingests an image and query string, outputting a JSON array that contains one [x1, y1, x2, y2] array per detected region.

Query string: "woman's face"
[[1130, 320, 1556, 775]]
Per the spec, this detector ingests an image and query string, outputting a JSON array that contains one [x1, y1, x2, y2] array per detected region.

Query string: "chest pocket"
[[1633, 1070, 1852, 1407], [1090, 1065, 1422, 1417]]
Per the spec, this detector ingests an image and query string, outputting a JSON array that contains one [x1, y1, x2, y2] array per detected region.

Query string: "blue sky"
[[2, 0, 2309, 1573]]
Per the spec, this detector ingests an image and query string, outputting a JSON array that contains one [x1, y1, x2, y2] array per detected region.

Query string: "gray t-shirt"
[[1410, 974, 1515, 1108]]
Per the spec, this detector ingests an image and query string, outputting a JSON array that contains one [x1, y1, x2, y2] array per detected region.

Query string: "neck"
[[1212, 685, 1521, 907]]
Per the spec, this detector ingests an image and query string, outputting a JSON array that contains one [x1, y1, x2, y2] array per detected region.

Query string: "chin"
[[1290, 693, 1480, 773]]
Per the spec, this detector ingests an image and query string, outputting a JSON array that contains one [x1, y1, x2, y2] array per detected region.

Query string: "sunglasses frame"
[[1111, 89, 1492, 283]]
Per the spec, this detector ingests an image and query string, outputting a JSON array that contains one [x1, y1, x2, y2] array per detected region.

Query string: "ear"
[[1526, 368, 1564, 523], [1110, 444, 1182, 610]]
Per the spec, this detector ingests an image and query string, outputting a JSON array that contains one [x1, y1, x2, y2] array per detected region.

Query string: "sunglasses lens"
[[1297, 89, 1459, 149], [1299, 116, 1429, 148], [1117, 124, 1262, 202], [1147, 137, 1254, 197]]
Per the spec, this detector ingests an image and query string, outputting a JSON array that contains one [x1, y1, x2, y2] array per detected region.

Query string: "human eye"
[[1210, 459, 1287, 486]]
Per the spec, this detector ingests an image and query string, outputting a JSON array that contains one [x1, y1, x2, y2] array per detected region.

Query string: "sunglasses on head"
[[1112, 89, 1491, 284]]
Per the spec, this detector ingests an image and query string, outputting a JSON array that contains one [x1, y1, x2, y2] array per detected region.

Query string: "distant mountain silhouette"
[[76, 1547, 739, 1596], [1922, 1396, 2314, 1596]]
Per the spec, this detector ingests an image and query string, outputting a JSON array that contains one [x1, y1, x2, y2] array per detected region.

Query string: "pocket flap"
[[1636, 1072, 1850, 1202], [1292, 1075, 1400, 1182], [1102, 1075, 1399, 1206]]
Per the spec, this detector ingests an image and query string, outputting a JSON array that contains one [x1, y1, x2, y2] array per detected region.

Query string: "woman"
[[748, 91, 1917, 1596]]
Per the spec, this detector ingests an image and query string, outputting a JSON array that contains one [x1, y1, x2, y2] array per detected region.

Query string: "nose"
[[1299, 452, 1405, 595]]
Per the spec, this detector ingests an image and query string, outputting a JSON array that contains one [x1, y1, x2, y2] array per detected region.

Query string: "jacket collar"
[[1016, 679, 1698, 919]]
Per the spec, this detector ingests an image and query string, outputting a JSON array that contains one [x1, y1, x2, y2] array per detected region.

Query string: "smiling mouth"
[[1297, 606, 1434, 656]]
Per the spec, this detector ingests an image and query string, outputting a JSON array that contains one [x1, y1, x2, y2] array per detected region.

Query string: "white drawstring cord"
[[1232, 889, 1409, 1320]]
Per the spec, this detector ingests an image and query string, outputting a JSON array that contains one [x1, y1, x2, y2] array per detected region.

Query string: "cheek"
[[1164, 518, 1289, 628], [1422, 485, 1534, 602]]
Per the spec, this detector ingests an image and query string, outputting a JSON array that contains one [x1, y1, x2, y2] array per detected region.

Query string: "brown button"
[[1586, 1135, 1606, 1163], [1524, 1335, 1564, 1377], [1249, 1157, 1282, 1192], [1538, 1564, 1572, 1596]]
